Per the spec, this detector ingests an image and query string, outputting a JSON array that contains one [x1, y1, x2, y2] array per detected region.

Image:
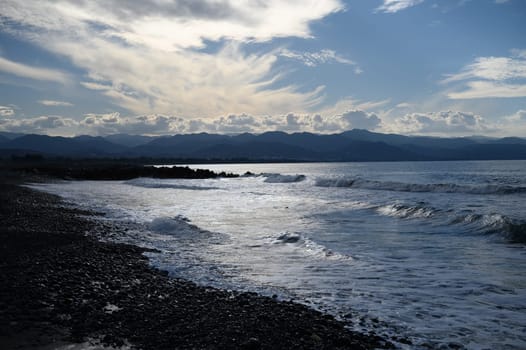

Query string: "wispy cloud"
[[280, 49, 358, 68], [38, 100, 73, 107], [443, 50, 526, 99], [0, 56, 69, 84], [375, 0, 424, 13], [0, 1, 344, 116], [447, 81, 526, 99]]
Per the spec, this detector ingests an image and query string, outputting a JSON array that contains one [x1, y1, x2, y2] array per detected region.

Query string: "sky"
[[0, 0, 525, 137]]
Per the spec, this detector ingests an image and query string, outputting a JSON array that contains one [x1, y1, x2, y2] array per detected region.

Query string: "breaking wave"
[[125, 178, 219, 190], [451, 213, 526, 243], [272, 232, 352, 261], [376, 203, 439, 219], [148, 215, 216, 239], [262, 173, 306, 183], [315, 176, 526, 195], [374, 201, 526, 243]]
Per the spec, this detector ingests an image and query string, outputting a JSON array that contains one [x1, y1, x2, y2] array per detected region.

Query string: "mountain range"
[[1, 130, 526, 161]]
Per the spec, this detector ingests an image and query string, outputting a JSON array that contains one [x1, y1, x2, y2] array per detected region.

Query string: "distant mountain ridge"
[[1, 130, 525, 161]]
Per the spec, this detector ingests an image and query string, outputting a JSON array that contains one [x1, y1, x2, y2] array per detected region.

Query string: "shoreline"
[[0, 180, 394, 349]]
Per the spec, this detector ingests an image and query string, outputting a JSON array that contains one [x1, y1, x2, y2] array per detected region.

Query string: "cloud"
[[81, 112, 122, 126], [61, 40, 327, 116], [84, 0, 239, 22], [511, 49, 526, 59], [314, 97, 390, 118], [165, 112, 349, 134], [447, 81, 526, 99], [0, 115, 76, 134], [184, 106, 384, 134], [5, 109, 526, 137], [497, 109, 526, 136], [280, 49, 358, 68], [31, 0, 344, 50], [443, 55, 526, 82], [0, 56, 69, 84], [389, 110, 490, 135], [375, 0, 424, 13], [79, 113, 187, 135], [395, 102, 413, 109], [339, 110, 382, 130], [0, 108, 384, 136], [0, 105, 15, 117], [0, 1, 344, 117], [38, 100, 73, 107], [209, 114, 262, 134], [504, 109, 526, 122], [80, 82, 112, 91], [443, 50, 526, 99]]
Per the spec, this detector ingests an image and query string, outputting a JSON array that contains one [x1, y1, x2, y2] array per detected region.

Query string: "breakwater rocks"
[[6, 162, 238, 180], [0, 184, 392, 349]]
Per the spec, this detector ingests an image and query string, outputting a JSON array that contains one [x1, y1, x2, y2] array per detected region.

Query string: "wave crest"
[[376, 203, 438, 219], [452, 214, 526, 243], [262, 173, 306, 183], [273, 232, 352, 261], [315, 176, 526, 195]]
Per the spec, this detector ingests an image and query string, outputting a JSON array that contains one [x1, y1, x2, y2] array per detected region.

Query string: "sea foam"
[[272, 232, 352, 261], [125, 178, 219, 190]]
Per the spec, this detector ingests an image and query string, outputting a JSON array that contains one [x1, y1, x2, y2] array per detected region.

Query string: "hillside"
[[1, 130, 525, 161]]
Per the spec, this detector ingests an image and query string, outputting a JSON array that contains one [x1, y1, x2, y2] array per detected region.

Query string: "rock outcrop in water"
[[2, 160, 239, 180]]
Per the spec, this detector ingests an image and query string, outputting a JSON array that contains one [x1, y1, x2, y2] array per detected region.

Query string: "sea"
[[31, 160, 526, 349]]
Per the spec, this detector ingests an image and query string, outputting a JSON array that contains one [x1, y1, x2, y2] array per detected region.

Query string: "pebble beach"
[[0, 176, 391, 349]]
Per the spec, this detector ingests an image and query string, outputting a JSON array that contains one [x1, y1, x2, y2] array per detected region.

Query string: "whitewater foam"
[[272, 232, 352, 261], [125, 178, 219, 190], [148, 216, 216, 239]]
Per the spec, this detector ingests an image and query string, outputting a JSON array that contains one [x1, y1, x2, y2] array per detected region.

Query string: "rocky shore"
[[3, 159, 239, 180], [0, 181, 393, 349]]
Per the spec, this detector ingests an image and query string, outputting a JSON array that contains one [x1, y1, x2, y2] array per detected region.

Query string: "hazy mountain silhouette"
[[1, 130, 525, 161], [105, 134, 159, 147], [132, 133, 230, 157], [0, 131, 25, 140], [1, 134, 126, 157]]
